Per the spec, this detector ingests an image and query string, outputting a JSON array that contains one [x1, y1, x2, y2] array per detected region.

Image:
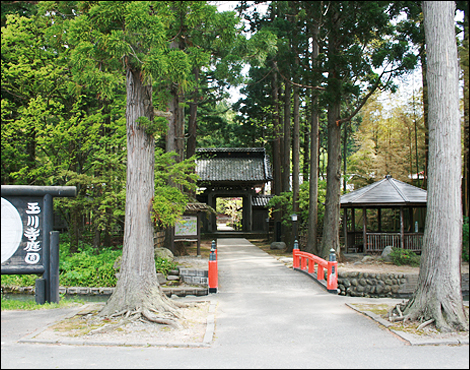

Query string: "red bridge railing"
[[292, 241, 338, 294]]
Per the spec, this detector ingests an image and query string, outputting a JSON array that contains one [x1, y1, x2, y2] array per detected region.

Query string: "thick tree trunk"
[[320, 100, 342, 259], [101, 68, 181, 323], [420, 42, 429, 190], [403, 1, 468, 333], [282, 80, 292, 194], [320, 11, 342, 259], [186, 67, 199, 160], [292, 85, 300, 217], [306, 94, 320, 255], [463, 8, 469, 218], [306, 23, 320, 255], [271, 69, 283, 242], [272, 68, 282, 197]]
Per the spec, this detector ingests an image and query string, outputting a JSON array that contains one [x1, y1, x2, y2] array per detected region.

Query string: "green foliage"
[[0, 274, 38, 288], [267, 180, 327, 232], [59, 242, 122, 287], [217, 197, 243, 230], [463, 217, 469, 263], [390, 247, 420, 267], [155, 257, 178, 278], [1, 238, 179, 288]]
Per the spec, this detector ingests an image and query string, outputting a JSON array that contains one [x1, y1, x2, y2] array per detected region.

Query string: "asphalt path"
[[2, 238, 469, 369]]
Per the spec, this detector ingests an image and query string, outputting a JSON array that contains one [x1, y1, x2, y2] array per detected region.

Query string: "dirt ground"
[[30, 300, 213, 346]]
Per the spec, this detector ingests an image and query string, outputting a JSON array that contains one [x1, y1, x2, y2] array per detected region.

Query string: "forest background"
[[1, 1, 468, 259]]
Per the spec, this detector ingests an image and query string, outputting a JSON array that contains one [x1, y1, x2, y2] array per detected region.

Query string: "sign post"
[[1, 185, 76, 303], [173, 214, 201, 256]]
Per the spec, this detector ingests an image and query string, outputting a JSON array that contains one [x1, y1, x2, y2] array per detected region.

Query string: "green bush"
[[390, 247, 420, 267], [463, 217, 469, 263], [59, 244, 122, 287], [1, 237, 179, 288], [155, 257, 178, 277]]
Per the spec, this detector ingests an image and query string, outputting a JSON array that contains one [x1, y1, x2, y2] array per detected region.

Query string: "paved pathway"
[[1, 238, 468, 369]]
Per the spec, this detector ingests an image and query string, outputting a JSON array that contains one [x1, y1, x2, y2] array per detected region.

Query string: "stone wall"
[[338, 271, 469, 298]]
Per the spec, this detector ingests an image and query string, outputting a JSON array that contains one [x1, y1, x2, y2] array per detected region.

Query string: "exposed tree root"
[[417, 318, 435, 331], [386, 297, 469, 333], [98, 283, 204, 331]]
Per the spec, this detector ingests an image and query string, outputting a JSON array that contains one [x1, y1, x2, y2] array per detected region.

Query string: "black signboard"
[[1, 186, 76, 303], [1, 196, 46, 274]]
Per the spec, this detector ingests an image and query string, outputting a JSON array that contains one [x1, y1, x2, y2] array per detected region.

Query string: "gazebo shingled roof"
[[340, 175, 427, 207]]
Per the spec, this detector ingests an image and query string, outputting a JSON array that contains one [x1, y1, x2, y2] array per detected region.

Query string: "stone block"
[[90, 288, 100, 295], [154, 247, 174, 262], [157, 273, 166, 285], [78, 287, 89, 295], [381, 246, 393, 262], [99, 287, 115, 295], [67, 287, 79, 295], [270, 242, 286, 250], [167, 275, 180, 281]]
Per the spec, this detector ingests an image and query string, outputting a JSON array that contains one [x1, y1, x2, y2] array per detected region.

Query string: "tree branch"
[[335, 66, 393, 126], [273, 61, 325, 91]]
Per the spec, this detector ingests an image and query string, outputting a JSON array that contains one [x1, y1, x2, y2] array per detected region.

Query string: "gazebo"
[[340, 175, 427, 254]]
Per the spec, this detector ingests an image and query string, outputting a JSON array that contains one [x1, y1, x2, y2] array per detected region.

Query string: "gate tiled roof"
[[196, 148, 272, 186], [340, 175, 427, 207]]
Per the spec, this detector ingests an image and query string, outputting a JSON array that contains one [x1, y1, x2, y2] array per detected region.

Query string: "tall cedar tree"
[[402, 1, 468, 333], [57, 1, 220, 324]]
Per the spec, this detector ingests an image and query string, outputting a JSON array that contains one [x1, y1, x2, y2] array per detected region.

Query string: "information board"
[[175, 216, 198, 237]]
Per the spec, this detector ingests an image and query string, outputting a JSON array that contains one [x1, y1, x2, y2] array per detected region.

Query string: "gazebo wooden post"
[[400, 207, 404, 249], [362, 207, 367, 253], [343, 208, 348, 252], [378, 208, 382, 232], [351, 208, 355, 249]]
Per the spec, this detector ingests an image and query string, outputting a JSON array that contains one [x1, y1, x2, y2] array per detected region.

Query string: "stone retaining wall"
[[2, 285, 208, 298], [179, 268, 208, 286], [2, 268, 211, 298], [338, 271, 469, 298]]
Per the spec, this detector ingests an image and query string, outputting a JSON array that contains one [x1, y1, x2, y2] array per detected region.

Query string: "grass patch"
[[350, 303, 392, 315], [50, 315, 116, 337], [1, 295, 85, 311]]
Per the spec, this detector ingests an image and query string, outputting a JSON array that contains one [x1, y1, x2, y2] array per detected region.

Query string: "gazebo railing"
[[365, 233, 423, 253], [346, 232, 423, 253]]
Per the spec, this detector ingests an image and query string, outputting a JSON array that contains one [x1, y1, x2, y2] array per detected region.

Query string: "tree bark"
[[186, 67, 199, 160], [306, 23, 320, 255], [101, 68, 181, 322], [320, 99, 342, 259], [282, 80, 292, 194], [320, 9, 342, 259], [462, 6, 469, 218], [403, 1, 468, 333]]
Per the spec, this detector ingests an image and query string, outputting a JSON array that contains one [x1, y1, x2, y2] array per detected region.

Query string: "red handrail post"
[[292, 239, 300, 269], [208, 243, 218, 293], [317, 264, 324, 280], [308, 257, 314, 273], [327, 248, 338, 291]]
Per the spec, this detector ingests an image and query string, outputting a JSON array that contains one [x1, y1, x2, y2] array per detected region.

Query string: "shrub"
[[59, 247, 122, 287], [390, 247, 420, 267], [155, 257, 178, 277], [1, 237, 179, 289]]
